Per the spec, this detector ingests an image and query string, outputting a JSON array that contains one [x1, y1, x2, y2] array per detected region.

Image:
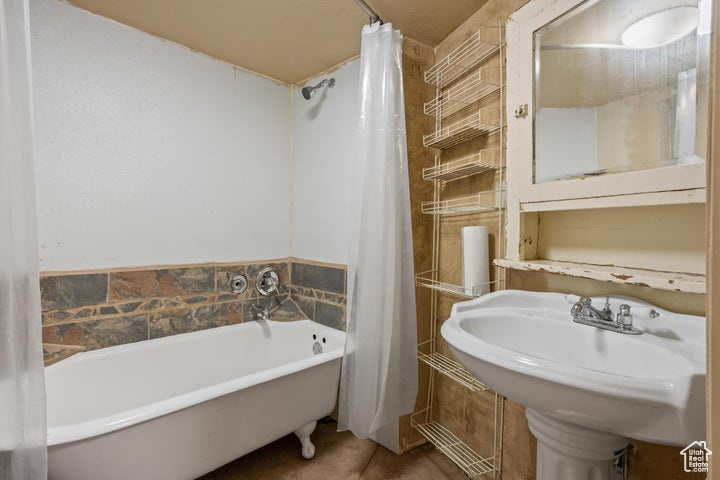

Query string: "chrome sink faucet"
[[571, 296, 613, 322], [570, 296, 655, 335]]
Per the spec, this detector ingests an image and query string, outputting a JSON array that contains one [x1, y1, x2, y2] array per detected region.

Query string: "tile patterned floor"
[[198, 419, 468, 480]]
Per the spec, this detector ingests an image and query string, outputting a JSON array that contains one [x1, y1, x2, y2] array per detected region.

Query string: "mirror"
[[533, 0, 711, 183]]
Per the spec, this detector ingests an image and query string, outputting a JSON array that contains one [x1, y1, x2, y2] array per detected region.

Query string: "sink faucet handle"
[[616, 304, 633, 330], [564, 294, 581, 304], [569, 296, 592, 318]]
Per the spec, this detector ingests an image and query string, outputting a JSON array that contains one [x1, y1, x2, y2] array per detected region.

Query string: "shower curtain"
[[0, 0, 48, 478], [338, 22, 418, 438]]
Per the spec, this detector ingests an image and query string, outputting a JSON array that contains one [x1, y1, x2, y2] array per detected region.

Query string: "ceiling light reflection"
[[621, 6, 698, 49]]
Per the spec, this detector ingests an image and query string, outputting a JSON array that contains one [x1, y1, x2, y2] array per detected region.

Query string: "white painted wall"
[[30, 0, 290, 271], [291, 60, 359, 265]]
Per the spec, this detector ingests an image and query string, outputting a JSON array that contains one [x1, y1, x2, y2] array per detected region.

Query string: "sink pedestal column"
[[526, 409, 629, 480]]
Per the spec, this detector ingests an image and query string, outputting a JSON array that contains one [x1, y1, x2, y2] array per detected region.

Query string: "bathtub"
[[45, 319, 346, 480]]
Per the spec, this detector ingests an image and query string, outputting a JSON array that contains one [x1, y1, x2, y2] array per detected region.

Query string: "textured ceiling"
[[66, 0, 489, 85]]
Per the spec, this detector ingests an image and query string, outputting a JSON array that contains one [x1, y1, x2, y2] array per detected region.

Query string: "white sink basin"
[[441, 290, 706, 447]]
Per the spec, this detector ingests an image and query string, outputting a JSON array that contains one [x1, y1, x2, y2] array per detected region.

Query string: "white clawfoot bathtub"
[[45, 319, 346, 480]]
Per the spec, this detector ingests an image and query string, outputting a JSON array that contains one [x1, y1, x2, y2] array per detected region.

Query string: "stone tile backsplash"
[[41, 259, 346, 364], [291, 262, 345, 293], [108, 267, 216, 301], [40, 273, 108, 310]]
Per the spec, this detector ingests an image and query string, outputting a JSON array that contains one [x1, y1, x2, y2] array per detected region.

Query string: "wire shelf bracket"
[[415, 270, 497, 298], [418, 351, 489, 392], [411, 402, 503, 479], [414, 421, 496, 477], [425, 29, 502, 87], [421, 190, 504, 216], [424, 67, 501, 118], [422, 149, 501, 182], [422, 108, 501, 150]]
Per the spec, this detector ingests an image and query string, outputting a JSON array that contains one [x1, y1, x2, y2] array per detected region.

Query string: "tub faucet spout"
[[250, 304, 270, 321]]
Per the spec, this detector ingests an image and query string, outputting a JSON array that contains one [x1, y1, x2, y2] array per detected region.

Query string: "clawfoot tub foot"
[[293, 421, 317, 459]]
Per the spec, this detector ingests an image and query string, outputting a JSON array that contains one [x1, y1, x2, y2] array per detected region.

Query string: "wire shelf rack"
[[424, 67, 501, 118], [415, 270, 496, 298], [425, 30, 501, 87], [411, 410, 498, 478], [421, 191, 503, 215], [423, 108, 501, 149], [418, 351, 489, 392], [413, 21, 504, 480], [422, 149, 500, 182]]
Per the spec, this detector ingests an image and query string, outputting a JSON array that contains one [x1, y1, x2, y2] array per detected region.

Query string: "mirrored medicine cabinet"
[[500, 0, 710, 293], [508, 0, 710, 206]]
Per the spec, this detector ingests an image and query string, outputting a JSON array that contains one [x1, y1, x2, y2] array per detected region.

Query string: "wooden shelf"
[[520, 188, 706, 212], [494, 258, 705, 294]]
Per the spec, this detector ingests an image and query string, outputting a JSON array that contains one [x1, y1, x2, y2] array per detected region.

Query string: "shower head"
[[301, 78, 335, 100]]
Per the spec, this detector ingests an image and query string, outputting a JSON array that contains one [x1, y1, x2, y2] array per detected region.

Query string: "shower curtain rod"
[[352, 0, 383, 24]]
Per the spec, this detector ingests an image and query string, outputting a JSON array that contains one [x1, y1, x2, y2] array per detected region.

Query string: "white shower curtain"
[[338, 22, 418, 438], [0, 0, 48, 478]]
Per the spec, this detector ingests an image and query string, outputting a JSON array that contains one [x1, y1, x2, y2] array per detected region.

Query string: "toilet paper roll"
[[462, 226, 490, 297]]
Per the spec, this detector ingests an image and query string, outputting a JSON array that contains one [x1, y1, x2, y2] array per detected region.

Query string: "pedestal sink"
[[440, 290, 706, 480]]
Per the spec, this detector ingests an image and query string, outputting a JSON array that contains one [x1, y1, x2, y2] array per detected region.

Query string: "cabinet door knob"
[[513, 104, 528, 118]]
